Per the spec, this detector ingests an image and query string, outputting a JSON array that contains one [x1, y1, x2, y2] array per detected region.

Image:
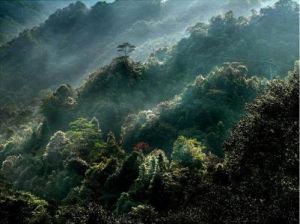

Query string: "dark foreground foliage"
[[0, 1, 298, 223], [0, 68, 297, 224]]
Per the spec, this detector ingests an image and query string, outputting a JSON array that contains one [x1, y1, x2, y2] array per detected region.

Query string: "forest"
[[0, 0, 298, 223]]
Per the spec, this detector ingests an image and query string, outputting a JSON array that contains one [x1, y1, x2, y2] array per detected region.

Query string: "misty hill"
[[0, 0, 71, 46], [0, 0, 102, 46], [165, 0, 298, 78], [0, 1, 46, 45], [0, 0, 297, 147], [0, 63, 297, 223], [41, 57, 151, 136], [0, 0, 289, 107], [0, 1, 298, 223], [38, 0, 298, 139], [0, 60, 265, 202], [122, 63, 263, 156], [0, 0, 163, 106]]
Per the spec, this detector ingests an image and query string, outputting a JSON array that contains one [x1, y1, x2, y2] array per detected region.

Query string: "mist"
[[0, 1, 298, 223], [0, 0, 280, 98]]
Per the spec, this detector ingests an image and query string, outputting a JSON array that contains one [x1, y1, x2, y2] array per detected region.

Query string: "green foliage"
[[172, 136, 206, 169], [0, 2, 298, 223], [0, 0, 57, 45], [114, 150, 170, 213], [102, 151, 143, 207], [41, 85, 77, 127], [66, 117, 103, 161], [170, 0, 299, 77], [55, 203, 116, 224], [66, 157, 89, 176], [134, 150, 169, 191], [0, 0, 163, 107], [67, 117, 101, 145], [81, 158, 118, 202], [23, 120, 50, 154], [43, 131, 70, 168], [223, 70, 299, 222], [1, 67, 298, 223], [0, 116, 107, 203], [0, 0, 297, 112], [0, 181, 50, 224], [177, 67, 299, 224], [64, 58, 149, 137], [115, 192, 140, 215], [128, 204, 158, 222], [43, 169, 82, 201], [122, 62, 263, 156]]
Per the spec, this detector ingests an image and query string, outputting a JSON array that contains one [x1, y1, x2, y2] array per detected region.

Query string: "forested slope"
[[0, 0, 296, 106], [0, 62, 298, 224], [0, 0, 74, 46], [0, 1, 298, 223]]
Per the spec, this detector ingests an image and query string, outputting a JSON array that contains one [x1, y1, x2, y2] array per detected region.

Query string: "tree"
[[66, 117, 102, 159], [172, 136, 206, 170], [0, 181, 50, 224], [117, 42, 136, 57], [102, 151, 143, 207], [223, 69, 299, 223], [134, 142, 150, 154], [43, 131, 70, 167], [41, 84, 77, 127], [225, 71, 299, 183]]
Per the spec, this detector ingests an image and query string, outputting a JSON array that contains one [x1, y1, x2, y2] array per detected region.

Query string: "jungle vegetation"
[[0, 0, 298, 223]]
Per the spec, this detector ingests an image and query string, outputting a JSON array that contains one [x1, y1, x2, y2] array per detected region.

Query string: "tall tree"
[[117, 42, 136, 57]]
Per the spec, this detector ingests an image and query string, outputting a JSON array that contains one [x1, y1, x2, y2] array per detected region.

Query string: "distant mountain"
[[0, 0, 106, 46], [38, 1, 298, 154], [0, 1, 42, 45], [0, 0, 281, 106], [0, 0, 62, 45], [0, 1, 298, 222]]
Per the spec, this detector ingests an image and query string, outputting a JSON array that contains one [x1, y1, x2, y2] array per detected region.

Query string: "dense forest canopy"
[[0, 0, 298, 223], [0, 0, 94, 46], [0, 0, 289, 106]]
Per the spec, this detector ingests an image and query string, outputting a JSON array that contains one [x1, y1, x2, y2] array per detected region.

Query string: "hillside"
[[37, 0, 298, 145], [0, 0, 290, 107], [0, 0, 104, 46], [0, 1, 298, 223], [0, 63, 298, 223], [122, 63, 263, 156], [0, 0, 73, 46], [0, 1, 45, 45]]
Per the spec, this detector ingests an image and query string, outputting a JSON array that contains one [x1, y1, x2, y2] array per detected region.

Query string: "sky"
[[50, 0, 114, 7]]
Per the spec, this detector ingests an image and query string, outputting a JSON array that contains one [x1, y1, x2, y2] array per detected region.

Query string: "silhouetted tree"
[[117, 42, 136, 57]]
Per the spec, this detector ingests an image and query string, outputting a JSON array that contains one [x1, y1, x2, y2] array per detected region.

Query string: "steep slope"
[[0, 1, 46, 45], [0, 0, 162, 106], [0, 1, 297, 222], [122, 63, 263, 156], [165, 0, 299, 78], [0, 0, 104, 46], [0, 0, 73, 46], [0, 65, 297, 224], [0, 62, 263, 204], [41, 57, 150, 136], [0, 1, 297, 153], [0, 179, 50, 223], [39, 0, 298, 140], [0, 0, 288, 107]]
